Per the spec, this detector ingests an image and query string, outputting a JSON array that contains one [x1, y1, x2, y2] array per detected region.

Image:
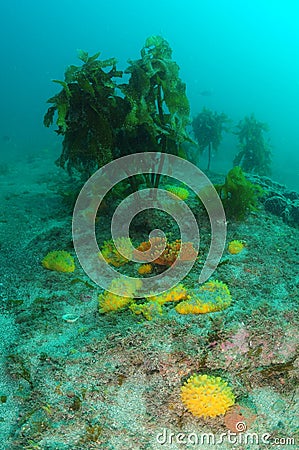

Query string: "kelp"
[[216, 166, 264, 220], [44, 37, 193, 182], [120, 36, 191, 153], [233, 113, 272, 176], [44, 50, 128, 176], [192, 107, 230, 170]]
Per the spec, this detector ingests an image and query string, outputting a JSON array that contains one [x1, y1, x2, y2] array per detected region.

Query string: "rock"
[[289, 200, 299, 225], [284, 191, 299, 201], [264, 196, 288, 216]]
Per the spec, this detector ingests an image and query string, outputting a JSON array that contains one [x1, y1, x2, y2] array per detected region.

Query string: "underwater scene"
[[0, 1, 299, 449]]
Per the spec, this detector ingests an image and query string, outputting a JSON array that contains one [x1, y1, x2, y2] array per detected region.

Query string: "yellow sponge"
[[175, 280, 231, 314], [165, 185, 190, 200], [147, 284, 188, 305], [181, 374, 235, 418], [98, 278, 142, 313], [228, 240, 245, 255], [42, 251, 75, 273], [129, 300, 163, 321]]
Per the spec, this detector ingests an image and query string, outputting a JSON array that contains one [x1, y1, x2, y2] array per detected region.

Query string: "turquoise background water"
[[1, 0, 298, 188]]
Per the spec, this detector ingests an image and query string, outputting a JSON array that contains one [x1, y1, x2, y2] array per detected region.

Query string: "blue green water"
[[0, 0, 299, 189]]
